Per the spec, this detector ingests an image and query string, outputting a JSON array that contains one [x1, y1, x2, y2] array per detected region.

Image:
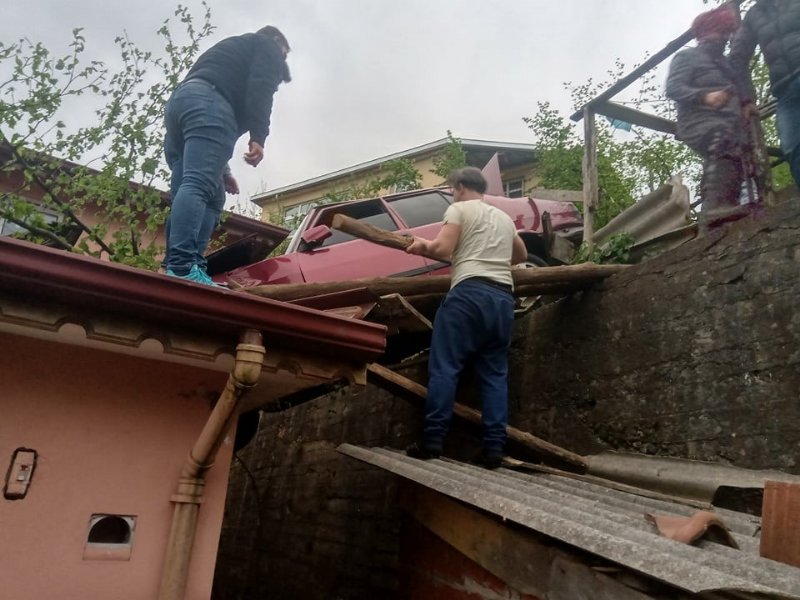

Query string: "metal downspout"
[[158, 329, 265, 600]]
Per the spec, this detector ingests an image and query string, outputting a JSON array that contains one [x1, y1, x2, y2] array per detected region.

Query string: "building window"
[[503, 178, 524, 198], [282, 200, 322, 228]]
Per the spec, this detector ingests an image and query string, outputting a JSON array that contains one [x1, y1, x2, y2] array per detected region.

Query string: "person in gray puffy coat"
[[666, 6, 748, 226], [730, 0, 800, 187]]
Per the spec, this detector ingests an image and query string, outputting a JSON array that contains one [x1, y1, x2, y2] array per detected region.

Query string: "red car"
[[221, 188, 583, 288]]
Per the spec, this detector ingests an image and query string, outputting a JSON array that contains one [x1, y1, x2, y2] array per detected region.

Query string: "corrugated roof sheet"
[[339, 444, 800, 599]]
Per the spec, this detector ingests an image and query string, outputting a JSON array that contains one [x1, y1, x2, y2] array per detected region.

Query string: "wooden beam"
[[570, 29, 694, 122], [331, 213, 414, 251], [594, 101, 676, 136], [366, 363, 588, 471], [582, 108, 599, 248], [400, 484, 664, 600], [366, 293, 432, 334], [244, 263, 628, 302]]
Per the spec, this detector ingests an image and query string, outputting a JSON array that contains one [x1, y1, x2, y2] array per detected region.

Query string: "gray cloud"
[[2, 0, 711, 205]]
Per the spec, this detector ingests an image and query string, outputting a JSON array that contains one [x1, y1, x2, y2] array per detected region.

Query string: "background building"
[[254, 138, 537, 225]]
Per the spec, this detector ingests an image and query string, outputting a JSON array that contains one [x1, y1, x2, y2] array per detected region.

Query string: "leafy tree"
[[327, 158, 422, 203], [272, 158, 422, 232], [0, 4, 214, 269], [525, 0, 792, 236], [430, 130, 467, 181]]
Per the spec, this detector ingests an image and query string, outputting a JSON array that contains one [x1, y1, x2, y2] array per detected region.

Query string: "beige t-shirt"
[[444, 199, 516, 290]]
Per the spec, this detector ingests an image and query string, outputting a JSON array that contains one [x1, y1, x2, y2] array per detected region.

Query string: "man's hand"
[[223, 173, 240, 195], [406, 238, 428, 256], [244, 141, 264, 167], [742, 101, 759, 119], [704, 90, 730, 109]]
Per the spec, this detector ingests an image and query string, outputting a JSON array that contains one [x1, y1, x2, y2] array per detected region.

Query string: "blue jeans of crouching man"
[[163, 79, 238, 275], [423, 278, 515, 455], [777, 74, 800, 189]]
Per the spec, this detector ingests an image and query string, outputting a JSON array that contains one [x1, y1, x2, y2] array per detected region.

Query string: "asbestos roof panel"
[[338, 444, 800, 599]]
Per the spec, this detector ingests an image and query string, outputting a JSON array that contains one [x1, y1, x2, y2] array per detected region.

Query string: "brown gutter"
[[158, 330, 265, 600], [0, 237, 386, 361]]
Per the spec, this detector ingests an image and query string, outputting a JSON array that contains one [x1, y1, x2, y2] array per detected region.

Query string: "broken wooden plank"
[[331, 213, 414, 251], [594, 101, 677, 136], [366, 293, 432, 334], [245, 263, 628, 302], [366, 363, 587, 471]]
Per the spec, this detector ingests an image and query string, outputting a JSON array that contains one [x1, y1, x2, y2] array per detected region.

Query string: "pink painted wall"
[[0, 332, 233, 600]]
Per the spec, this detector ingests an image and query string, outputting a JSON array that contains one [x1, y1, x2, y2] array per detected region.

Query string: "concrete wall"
[[0, 333, 232, 600]]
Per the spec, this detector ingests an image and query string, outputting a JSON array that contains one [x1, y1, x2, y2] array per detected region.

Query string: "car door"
[[294, 198, 429, 283]]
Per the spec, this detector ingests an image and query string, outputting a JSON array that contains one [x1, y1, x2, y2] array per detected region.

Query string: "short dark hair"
[[447, 167, 487, 194], [257, 26, 290, 51]]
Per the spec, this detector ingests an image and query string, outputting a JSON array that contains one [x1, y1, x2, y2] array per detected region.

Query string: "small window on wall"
[[83, 514, 136, 561], [503, 179, 524, 198]]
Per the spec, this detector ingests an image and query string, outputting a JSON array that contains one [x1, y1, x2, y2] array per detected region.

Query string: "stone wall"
[[212, 375, 422, 600], [508, 201, 800, 472], [214, 201, 800, 599]]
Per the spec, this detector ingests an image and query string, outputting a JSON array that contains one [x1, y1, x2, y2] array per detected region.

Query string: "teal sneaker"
[[166, 265, 220, 287], [194, 266, 223, 287]]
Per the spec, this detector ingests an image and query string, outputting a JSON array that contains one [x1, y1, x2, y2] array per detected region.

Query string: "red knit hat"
[[692, 5, 740, 40]]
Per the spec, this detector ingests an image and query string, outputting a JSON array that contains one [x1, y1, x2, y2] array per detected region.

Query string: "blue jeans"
[[776, 74, 800, 188], [163, 79, 238, 274], [424, 279, 515, 453]]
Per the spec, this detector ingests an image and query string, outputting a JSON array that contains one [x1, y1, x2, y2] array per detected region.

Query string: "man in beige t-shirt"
[[405, 167, 527, 468]]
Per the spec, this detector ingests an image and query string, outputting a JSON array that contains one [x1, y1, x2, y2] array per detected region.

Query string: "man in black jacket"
[[666, 6, 747, 227], [163, 26, 291, 285], [730, 0, 800, 187]]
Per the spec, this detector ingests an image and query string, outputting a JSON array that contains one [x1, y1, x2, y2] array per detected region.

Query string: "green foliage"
[[574, 232, 636, 265], [266, 209, 293, 257], [430, 130, 467, 181], [0, 5, 214, 269], [524, 39, 772, 231]]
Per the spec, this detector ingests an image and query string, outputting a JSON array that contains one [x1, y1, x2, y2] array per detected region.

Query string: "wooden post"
[[582, 107, 599, 248]]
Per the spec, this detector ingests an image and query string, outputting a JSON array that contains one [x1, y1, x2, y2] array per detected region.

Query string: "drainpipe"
[[158, 329, 265, 600]]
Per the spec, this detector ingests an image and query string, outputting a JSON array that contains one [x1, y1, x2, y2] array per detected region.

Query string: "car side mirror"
[[300, 224, 332, 249]]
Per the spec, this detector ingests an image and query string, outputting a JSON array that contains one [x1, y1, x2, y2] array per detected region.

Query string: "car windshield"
[[315, 200, 398, 248], [387, 191, 452, 228]]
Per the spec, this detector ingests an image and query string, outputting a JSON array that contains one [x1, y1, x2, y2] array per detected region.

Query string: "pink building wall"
[[0, 332, 233, 600]]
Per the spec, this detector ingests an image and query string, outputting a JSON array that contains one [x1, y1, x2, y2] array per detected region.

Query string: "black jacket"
[[666, 42, 745, 153], [184, 33, 289, 146], [730, 0, 800, 98]]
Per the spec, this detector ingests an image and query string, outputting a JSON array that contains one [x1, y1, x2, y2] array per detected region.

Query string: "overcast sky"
[[1, 0, 714, 209]]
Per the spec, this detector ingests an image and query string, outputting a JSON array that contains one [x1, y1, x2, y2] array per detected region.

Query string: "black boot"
[[481, 449, 504, 470], [405, 442, 441, 460]]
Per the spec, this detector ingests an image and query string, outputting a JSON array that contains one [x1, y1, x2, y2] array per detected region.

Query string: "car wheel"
[[524, 253, 547, 268]]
